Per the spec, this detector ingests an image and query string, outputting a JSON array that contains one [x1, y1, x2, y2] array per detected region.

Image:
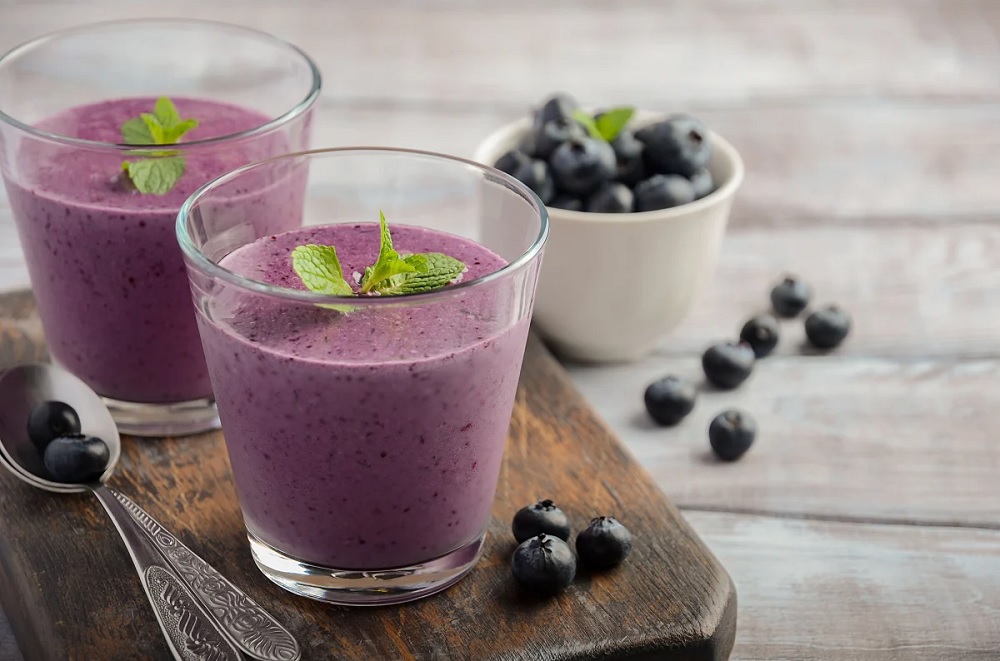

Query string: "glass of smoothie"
[[0, 20, 320, 435], [177, 147, 547, 605]]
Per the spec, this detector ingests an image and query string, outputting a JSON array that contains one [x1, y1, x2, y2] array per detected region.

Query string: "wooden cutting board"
[[0, 290, 736, 661]]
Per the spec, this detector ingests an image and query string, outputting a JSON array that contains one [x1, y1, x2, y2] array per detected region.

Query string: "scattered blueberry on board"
[[511, 533, 577, 594], [27, 400, 81, 453], [576, 517, 633, 569], [512, 499, 572, 543], [805, 305, 852, 349], [644, 375, 697, 426], [497, 93, 718, 212], [770, 276, 811, 318], [709, 410, 757, 462], [639, 275, 854, 468], [739, 313, 780, 358], [702, 341, 756, 389]]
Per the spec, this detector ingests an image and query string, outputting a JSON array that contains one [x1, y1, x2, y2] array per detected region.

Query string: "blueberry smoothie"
[[2, 97, 303, 403], [197, 223, 529, 569]]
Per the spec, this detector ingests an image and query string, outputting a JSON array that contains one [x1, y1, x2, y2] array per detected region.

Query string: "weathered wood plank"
[[569, 355, 1000, 527], [0, 613, 22, 661], [688, 511, 1000, 661], [3, 0, 1000, 105], [659, 221, 1000, 359]]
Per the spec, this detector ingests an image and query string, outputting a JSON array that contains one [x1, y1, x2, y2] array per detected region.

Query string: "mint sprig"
[[120, 97, 199, 195], [572, 106, 635, 143], [289, 210, 468, 304]]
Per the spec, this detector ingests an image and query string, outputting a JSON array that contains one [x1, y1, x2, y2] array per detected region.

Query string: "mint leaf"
[[290, 244, 354, 297], [572, 110, 603, 141], [154, 96, 182, 128], [120, 157, 185, 196], [595, 106, 635, 142], [359, 210, 418, 293], [121, 117, 155, 145], [291, 211, 468, 303], [163, 118, 199, 143], [120, 97, 199, 194], [373, 253, 466, 296], [140, 113, 166, 144]]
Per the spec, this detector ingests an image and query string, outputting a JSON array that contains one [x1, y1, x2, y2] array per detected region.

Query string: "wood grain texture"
[[3, 0, 1000, 106], [686, 511, 1000, 661], [657, 221, 1000, 359], [3, 1, 1000, 659], [0, 291, 736, 661], [569, 353, 1000, 527]]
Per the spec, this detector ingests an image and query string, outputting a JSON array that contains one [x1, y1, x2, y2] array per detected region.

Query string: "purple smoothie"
[[2, 97, 304, 402], [197, 223, 529, 569]]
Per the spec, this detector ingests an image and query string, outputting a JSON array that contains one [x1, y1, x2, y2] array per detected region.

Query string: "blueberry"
[[805, 305, 852, 349], [770, 276, 811, 318], [27, 400, 81, 454], [549, 194, 584, 212], [586, 182, 634, 213], [549, 137, 617, 196], [494, 149, 532, 177], [512, 499, 571, 542], [633, 174, 696, 211], [43, 434, 110, 483], [702, 342, 755, 389], [511, 159, 556, 204], [534, 93, 579, 128], [610, 129, 645, 186], [689, 167, 715, 199], [635, 115, 712, 177], [576, 517, 632, 569], [739, 313, 780, 358], [533, 118, 587, 160], [644, 375, 697, 426], [709, 409, 757, 461], [511, 533, 577, 594]]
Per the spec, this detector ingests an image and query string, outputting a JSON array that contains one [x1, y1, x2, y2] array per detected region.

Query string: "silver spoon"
[[0, 363, 300, 661]]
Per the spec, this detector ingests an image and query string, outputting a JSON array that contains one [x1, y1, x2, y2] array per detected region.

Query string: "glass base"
[[249, 531, 486, 606], [102, 395, 220, 437]]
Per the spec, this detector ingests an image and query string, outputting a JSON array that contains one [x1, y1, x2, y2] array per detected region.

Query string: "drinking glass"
[[177, 148, 547, 605], [0, 19, 320, 435]]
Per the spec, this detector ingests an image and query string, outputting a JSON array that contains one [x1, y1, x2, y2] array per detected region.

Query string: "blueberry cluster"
[[509, 499, 632, 594], [495, 93, 716, 213], [644, 275, 852, 461], [27, 400, 110, 483]]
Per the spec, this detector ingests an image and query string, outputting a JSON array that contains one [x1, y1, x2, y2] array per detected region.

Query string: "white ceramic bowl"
[[472, 110, 744, 363]]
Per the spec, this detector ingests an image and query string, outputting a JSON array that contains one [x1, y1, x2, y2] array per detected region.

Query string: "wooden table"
[[1, 1, 999, 659]]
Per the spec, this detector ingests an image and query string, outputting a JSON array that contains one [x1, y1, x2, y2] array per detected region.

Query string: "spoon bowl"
[[0, 363, 120, 493], [0, 361, 300, 660]]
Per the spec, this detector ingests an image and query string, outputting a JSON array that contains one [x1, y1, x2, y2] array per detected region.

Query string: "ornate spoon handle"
[[91, 484, 240, 661], [104, 486, 301, 661]]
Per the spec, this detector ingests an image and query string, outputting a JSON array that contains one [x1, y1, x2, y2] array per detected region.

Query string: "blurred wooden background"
[[1, 1, 999, 659]]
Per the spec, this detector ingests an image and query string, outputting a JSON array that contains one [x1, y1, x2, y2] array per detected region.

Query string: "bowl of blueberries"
[[473, 93, 744, 362]]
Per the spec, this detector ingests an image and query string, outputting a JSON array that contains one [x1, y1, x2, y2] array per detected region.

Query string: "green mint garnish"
[[372, 252, 466, 296], [290, 244, 354, 296], [289, 210, 467, 305], [358, 210, 423, 294], [572, 106, 635, 143], [120, 97, 199, 195]]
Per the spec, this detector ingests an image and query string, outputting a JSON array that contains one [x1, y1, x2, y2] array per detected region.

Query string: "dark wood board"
[[0, 290, 736, 661]]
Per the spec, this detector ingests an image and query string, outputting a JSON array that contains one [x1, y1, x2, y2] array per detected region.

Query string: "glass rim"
[[0, 18, 322, 151], [176, 146, 549, 306]]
